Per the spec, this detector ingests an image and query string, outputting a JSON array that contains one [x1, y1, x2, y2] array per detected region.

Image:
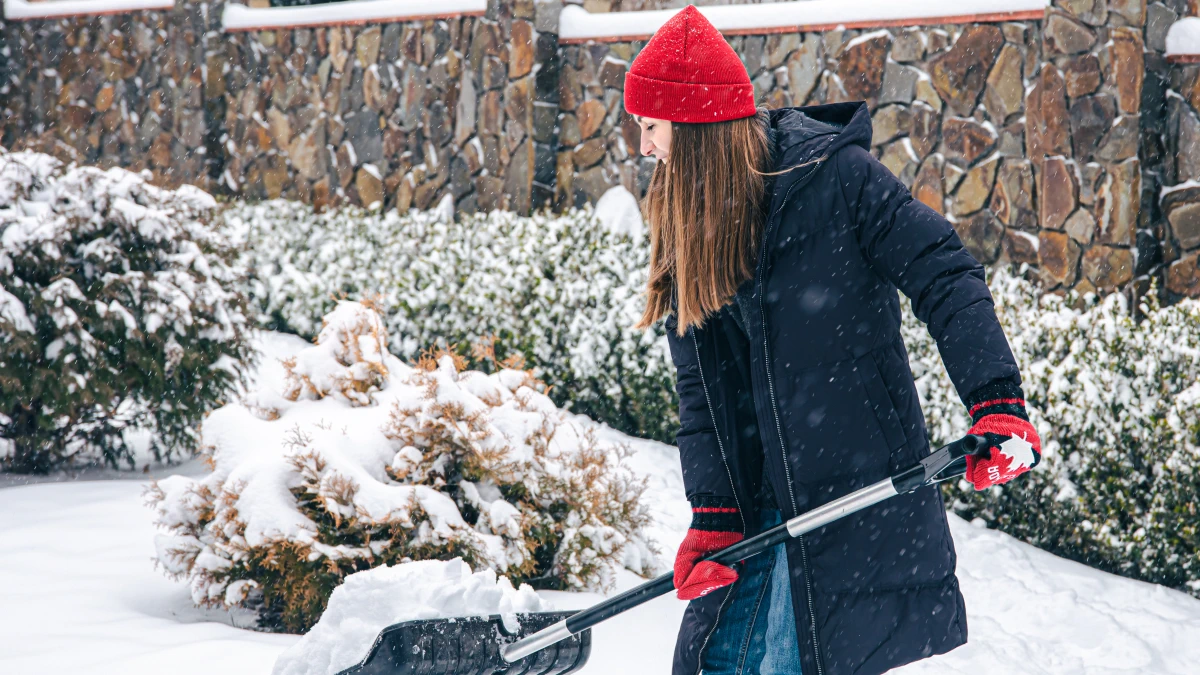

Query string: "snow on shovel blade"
[[336, 610, 590, 675]]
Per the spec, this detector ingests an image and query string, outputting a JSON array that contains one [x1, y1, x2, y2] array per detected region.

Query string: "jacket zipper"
[[757, 160, 827, 675], [693, 583, 738, 675], [689, 327, 746, 675]]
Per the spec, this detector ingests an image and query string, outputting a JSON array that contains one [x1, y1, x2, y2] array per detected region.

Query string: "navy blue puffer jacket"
[[666, 102, 1022, 675]]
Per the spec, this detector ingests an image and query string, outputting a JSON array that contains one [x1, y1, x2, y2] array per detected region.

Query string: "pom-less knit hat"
[[623, 5, 756, 124]]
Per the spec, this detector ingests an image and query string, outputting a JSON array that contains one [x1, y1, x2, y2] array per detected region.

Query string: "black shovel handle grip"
[[556, 434, 988, 636]]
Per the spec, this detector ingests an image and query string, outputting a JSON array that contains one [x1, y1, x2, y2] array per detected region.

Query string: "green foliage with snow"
[[905, 268, 1200, 597], [226, 197, 1200, 596], [224, 200, 678, 445], [0, 151, 254, 473]]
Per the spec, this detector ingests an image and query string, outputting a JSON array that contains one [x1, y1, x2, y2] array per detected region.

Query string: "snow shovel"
[[336, 434, 988, 675]]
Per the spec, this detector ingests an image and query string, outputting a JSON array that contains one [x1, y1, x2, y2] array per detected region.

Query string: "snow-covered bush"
[[905, 267, 1200, 597], [219, 194, 1200, 596], [222, 199, 678, 445], [147, 300, 654, 633], [0, 150, 253, 473]]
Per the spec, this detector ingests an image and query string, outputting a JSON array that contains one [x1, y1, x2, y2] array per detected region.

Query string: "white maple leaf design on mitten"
[[997, 433, 1036, 473]]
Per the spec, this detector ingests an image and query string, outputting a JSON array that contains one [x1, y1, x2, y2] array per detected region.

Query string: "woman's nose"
[[640, 136, 654, 156]]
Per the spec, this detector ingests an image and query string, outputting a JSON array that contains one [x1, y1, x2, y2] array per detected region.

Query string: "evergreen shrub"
[[905, 267, 1200, 597], [225, 197, 1200, 597], [147, 301, 654, 632], [0, 150, 253, 473], [224, 200, 678, 445]]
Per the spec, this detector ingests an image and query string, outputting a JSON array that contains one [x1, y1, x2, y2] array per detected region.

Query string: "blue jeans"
[[701, 510, 803, 675]]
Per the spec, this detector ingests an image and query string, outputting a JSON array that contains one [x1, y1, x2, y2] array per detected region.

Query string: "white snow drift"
[[2, 429, 1200, 675], [272, 558, 547, 675], [4, 328, 1200, 674]]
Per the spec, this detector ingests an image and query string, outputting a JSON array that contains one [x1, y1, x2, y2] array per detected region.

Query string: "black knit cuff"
[[965, 377, 1028, 424], [689, 495, 741, 532]]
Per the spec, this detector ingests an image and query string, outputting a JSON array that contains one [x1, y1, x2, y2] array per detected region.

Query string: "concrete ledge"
[[558, 0, 1047, 44], [222, 0, 487, 33], [3, 0, 173, 20]]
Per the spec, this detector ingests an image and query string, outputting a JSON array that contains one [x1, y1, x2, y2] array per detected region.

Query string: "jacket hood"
[[767, 101, 873, 172], [758, 102, 872, 215]]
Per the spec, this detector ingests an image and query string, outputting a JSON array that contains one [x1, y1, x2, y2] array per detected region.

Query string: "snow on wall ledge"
[[2, 0, 172, 20], [1167, 17, 1200, 62], [222, 0, 486, 32], [559, 0, 1047, 44]]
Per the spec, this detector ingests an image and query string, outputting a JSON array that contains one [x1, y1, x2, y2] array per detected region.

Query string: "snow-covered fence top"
[[217, 0, 1046, 39], [558, 0, 1048, 44], [222, 0, 486, 32], [1167, 17, 1200, 63], [2, 0, 171, 20]]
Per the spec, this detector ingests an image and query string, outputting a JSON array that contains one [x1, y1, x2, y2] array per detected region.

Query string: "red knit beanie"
[[623, 5, 756, 124]]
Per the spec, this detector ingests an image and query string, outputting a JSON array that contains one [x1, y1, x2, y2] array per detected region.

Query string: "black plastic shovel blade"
[[335, 611, 590, 675]]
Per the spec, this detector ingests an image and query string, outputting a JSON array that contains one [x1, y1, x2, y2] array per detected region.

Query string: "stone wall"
[[558, 2, 1185, 301], [1026, 0, 1151, 299], [559, 22, 1047, 267], [0, 3, 219, 191], [1, 0, 554, 215], [2, 0, 1196, 301], [211, 2, 556, 213], [1157, 2, 1200, 299]]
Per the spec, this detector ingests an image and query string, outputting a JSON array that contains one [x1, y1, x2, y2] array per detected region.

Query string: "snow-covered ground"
[[3, 332, 1200, 674], [0, 477, 291, 675], [5, 475, 1200, 675]]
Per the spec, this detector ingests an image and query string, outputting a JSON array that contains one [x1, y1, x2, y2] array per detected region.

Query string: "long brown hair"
[[635, 109, 773, 336]]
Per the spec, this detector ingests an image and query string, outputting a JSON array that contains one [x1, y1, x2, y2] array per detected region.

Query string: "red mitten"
[[964, 379, 1042, 491], [674, 496, 743, 600]]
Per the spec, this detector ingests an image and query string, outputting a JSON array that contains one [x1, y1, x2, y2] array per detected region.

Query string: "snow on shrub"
[[147, 300, 654, 633], [222, 199, 678, 445], [0, 149, 253, 473], [905, 266, 1200, 597], [272, 558, 548, 675], [222, 195, 1200, 595]]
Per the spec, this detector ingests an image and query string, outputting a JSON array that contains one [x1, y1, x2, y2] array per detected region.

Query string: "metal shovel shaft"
[[501, 434, 986, 664], [502, 478, 896, 663]]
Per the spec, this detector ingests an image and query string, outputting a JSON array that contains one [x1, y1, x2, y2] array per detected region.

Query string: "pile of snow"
[[273, 558, 547, 675], [1166, 16, 1200, 57], [223, 0, 486, 32], [148, 301, 656, 632], [1, 0, 172, 21], [594, 186, 645, 239]]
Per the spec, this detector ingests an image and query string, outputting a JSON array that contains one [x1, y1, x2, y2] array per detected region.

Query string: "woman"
[[625, 7, 1041, 675]]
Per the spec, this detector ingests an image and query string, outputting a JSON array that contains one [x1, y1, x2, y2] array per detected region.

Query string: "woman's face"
[[636, 116, 672, 162]]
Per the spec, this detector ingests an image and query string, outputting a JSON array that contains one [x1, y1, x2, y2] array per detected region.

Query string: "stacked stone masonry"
[[0, 5, 216, 189], [558, 0, 1183, 303], [2, 0, 1199, 302], [213, 7, 546, 215], [1, 0, 551, 215], [1159, 0, 1200, 297]]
